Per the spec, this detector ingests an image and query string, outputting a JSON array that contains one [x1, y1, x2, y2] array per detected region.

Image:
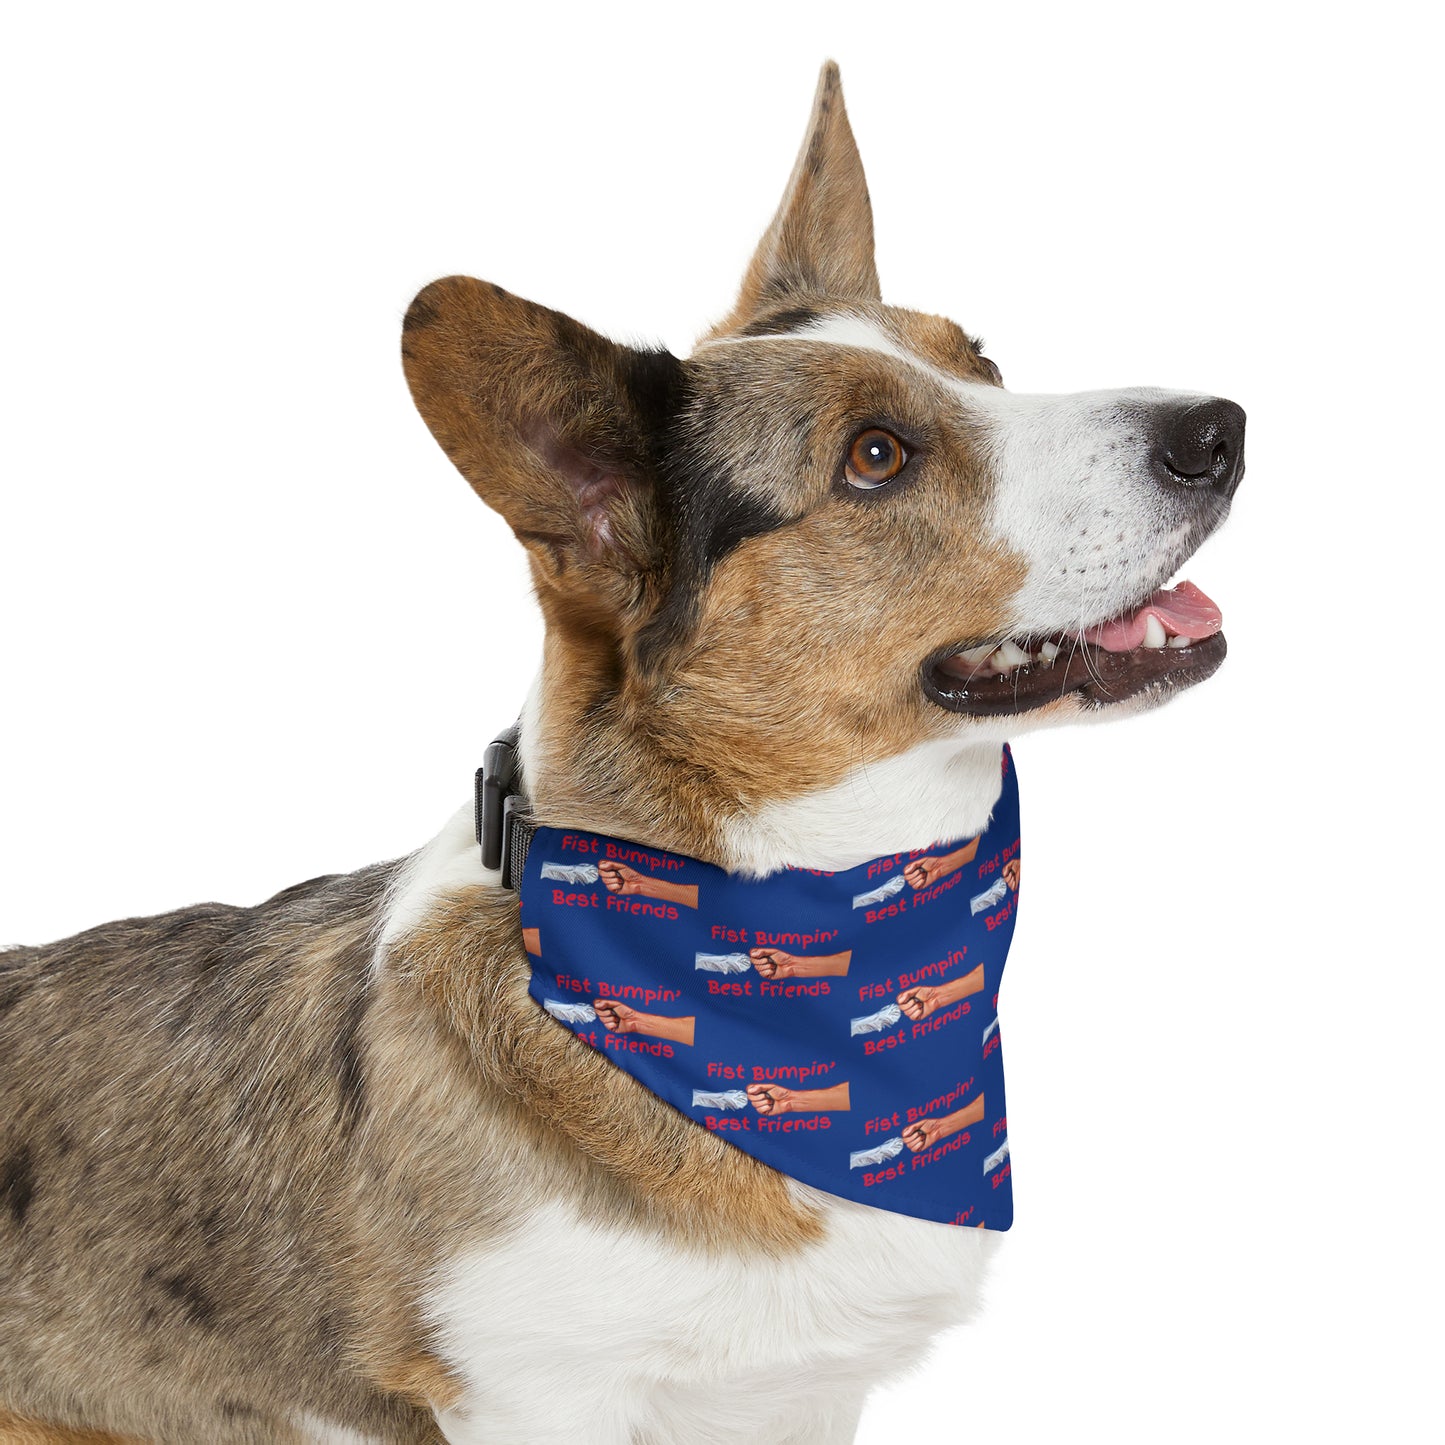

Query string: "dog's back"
[[0, 870, 440, 1443]]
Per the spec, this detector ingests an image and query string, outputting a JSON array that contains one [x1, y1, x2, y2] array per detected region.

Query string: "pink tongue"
[[1078, 580, 1223, 652]]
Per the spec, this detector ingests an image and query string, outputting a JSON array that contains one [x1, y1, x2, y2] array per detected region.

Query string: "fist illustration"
[[746, 1083, 796, 1115], [598, 861, 643, 896], [749, 947, 799, 979], [902, 1118, 948, 1152], [593, 1000, 639, 1033], [896, 985, 941, 1021], [904, 856, 946, 890]]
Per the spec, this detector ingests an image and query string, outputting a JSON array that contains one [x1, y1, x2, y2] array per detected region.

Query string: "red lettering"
[[756, 1114, 831, 1132], [551, 889, 599, 908], [863, 1162, 906, 1185], [984, 896, 1017, 930], [863, 1032, 905, 1055], [706, 979, 754, 997], [758, 979, 829, 998]]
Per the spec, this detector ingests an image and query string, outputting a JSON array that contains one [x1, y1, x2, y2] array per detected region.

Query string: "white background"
[[3, 3, 1440, 1441]]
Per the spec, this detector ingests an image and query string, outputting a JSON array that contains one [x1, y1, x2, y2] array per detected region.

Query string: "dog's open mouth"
[[922, 581, 1227, 716]]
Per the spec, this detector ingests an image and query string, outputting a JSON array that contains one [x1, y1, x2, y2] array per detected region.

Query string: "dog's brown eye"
[[845, 428, 907, 489]]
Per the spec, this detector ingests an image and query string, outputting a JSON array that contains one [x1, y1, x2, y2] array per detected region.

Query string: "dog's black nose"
[[1153, 397, 1246, 500]]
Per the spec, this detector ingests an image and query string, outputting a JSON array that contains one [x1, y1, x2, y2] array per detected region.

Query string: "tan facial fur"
[[633, 337, 1024, 800]]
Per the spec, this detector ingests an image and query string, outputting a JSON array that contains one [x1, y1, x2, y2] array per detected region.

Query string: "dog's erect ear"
[[402, 277, 682, 607], [711, 61, 880, 336]]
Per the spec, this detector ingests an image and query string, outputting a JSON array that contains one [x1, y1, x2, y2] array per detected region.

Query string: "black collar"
[[475, 723, 534, 890]]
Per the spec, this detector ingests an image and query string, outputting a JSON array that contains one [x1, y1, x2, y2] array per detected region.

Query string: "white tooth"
[[1039, 640, 1061, 663], [988, 650, 1010, 673], [1167, 633, 1192, 649], [1142, 615, 1167, 648], [958, 643, 995, 665], [996, 640, 1031, 669]]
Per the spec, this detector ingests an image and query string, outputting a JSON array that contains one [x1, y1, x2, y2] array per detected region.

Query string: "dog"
[[0, 60, 1243, 1445]]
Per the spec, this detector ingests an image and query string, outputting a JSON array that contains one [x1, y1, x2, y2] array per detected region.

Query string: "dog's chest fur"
[[423, 1191, 995, 1444]]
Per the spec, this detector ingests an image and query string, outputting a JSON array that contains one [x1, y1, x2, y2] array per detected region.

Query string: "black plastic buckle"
[[475, 723, 532, 891]]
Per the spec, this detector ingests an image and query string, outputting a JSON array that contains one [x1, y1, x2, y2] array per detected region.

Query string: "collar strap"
[[475, 723, 535, 890]]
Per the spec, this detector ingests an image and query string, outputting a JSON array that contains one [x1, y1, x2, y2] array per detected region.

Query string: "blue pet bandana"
[[518, 745, 1021, 1229]]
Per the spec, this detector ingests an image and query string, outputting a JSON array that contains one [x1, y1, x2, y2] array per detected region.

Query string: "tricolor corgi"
[[0, 61, 1243, 1445]]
